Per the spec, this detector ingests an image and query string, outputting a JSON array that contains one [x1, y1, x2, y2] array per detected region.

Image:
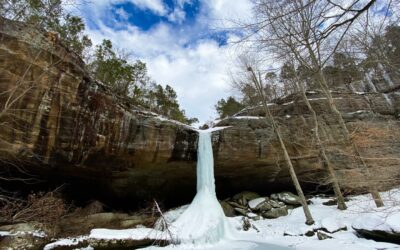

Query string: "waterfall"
[[170, 130, 229, 244]]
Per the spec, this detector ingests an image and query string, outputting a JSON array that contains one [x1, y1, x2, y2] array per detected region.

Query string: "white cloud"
[[202, 0, 253, 29], [72, 0, 254, 124], [115, 7, 130, 20], [130, 0, 168, 16], [85, 22, 234, 124], [168, 7, 186, 23]]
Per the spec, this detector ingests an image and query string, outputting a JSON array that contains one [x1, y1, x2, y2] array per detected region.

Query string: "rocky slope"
[[0, 17, 399, 206]]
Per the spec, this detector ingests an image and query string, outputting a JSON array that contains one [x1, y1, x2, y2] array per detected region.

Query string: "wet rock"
[[234, 208, 248, 216], [246, 212, 260, 221], [59, 212, 154, 237], [233, 192, 260, 206], [257, 202, 273, 212], [270, 193, 279, 201], [227, 201, 247, 210], [322, 199, 338, 206], [45, 237, 165, 250], [277, 192, 302, 206], [261, 207, 288, 219], [220, 201, 236, 217], [268, 200, 286, 208], [322, 198, 350, 207], [305, 230, 315, 237], [317, 231, 332, 240], [353, 228, 400, 245], [248, 197, 267, 210], [0, 223, 52, 250]]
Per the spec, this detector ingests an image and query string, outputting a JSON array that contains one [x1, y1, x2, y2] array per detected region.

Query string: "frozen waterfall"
[[170, 130, 229, 244]]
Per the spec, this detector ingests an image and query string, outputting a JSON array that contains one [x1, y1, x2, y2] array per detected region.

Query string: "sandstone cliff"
[[212, 90, 400, 196], [0, 17, 399, 206], [0, 18, 198, 205]]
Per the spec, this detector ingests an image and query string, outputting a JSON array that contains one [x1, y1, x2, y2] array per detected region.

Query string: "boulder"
[[246, 212, 261, 220], [248, 197, 267, 210], [59, 212, 154, 237], [353, 228, 400, 245], [352, 213, 400, 244], [233, 192, 261, 206], [227, 201, 247, 210], [322, 199, 338, 206], [234, 208, 248, 216], [257, 202, 273, 212], [220, 201, 236, 217], [268, 200, 286, 208], [276, 192, 302, 206], [317, 231, 332, 240], [43, 228, 168, 250], [261, 207, 288, 219], [0, 223, 52, 250]]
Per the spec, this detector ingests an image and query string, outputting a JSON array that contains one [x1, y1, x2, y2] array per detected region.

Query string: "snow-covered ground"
[[143, 188, 400, 250], [43, 188, 400, 250]]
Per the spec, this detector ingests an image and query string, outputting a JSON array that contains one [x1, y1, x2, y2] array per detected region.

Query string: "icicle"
[[383, 93, 393, 109], [365, 72, 378, 93], [378, 63, 395, 87]]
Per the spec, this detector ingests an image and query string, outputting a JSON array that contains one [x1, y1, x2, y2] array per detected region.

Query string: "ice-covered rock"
[[352, 213, 400, 244], [248, 198, 267, 210]]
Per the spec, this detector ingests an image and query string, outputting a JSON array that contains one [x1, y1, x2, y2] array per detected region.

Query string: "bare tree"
[[237, 54, 315, 225], [280, 60, 347, 210], [246, 0, 385, 207]]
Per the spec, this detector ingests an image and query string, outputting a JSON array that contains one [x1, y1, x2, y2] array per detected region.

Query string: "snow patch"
[[319, 217, 346, 233], [0, 231, 10, 236], [44, 236, 88, 250], [232, 116, 263, 120], [352, 212, 400, 232], [90, 228, 161, 240]]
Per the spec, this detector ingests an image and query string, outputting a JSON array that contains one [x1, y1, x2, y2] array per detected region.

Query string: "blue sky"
[[68, 0, 253, 125]]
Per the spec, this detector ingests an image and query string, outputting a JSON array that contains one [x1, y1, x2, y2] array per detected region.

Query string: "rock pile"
[[220, 191, 304, 220]]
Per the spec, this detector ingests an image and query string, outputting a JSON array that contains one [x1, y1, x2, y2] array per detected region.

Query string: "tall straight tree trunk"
[[315, 70, 384, 207], [296, 80, 347, 210], [249, 68, 315, 225], [303, 41, 383, 207]]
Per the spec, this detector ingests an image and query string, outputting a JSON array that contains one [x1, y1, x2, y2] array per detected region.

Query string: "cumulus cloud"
[[131, 0, 168, 15], [203, 0, 253, 29], [71, 0, 253, 124], [115, 7, 130, 20]]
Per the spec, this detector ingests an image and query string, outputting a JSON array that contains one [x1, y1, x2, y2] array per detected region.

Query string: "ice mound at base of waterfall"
[[170, 187, 229, 244], [169, 131, 230, 245]]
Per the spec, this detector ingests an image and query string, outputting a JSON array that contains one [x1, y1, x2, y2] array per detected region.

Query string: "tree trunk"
[[250, 68, 315, 225], [315, 70, 384, 207], [297, 81, 347, 210]]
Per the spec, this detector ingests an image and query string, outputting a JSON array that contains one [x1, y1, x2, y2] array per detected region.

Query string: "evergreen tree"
[[0, 0, 92, 57], [215, 97, 244, 118], [91, 39, 148, 99]]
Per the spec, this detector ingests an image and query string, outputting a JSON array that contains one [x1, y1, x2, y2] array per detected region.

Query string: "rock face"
[[0, 17, 399, 206], [212, 90, 400, 195], [0, 18, 198, 205]]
